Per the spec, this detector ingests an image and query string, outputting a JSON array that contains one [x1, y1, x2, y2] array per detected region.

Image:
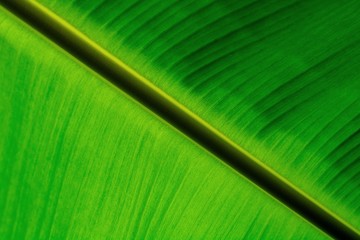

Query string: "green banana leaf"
[[37, 0, 360, 230], [1, 0, 359, 239], [0, 7, 325, 240]]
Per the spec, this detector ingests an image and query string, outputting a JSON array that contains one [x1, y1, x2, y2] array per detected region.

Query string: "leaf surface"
[[0, 9, 327, 239], [37, 0, 360, 230], [1, 0, 360, 238]]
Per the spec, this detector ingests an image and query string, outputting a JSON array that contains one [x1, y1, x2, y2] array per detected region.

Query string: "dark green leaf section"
[[0, 9, 327, 239], [38, 0, 360, 230]]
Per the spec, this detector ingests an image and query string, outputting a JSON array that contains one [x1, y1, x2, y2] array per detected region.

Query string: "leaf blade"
[[0, 6, 328, 240], [34, 0, 360, 231]]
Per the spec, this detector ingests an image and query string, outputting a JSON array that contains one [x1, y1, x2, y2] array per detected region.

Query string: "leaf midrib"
[[1, 1, 358, 239]]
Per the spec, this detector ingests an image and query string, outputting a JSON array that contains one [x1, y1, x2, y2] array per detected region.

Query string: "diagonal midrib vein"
[[1, 1, 358, 239]]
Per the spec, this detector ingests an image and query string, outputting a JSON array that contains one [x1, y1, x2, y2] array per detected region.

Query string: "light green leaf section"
[[0, 9, 326, 239], [38, 0, 360, 229]]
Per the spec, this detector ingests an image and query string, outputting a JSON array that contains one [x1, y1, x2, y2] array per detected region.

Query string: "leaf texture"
[[0, 9, 327, 239], [36, 0, 360, 231], [1, 0, 360, 239]]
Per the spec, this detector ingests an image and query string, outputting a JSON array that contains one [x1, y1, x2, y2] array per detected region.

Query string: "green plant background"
[[1, 0, 359, 239]]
